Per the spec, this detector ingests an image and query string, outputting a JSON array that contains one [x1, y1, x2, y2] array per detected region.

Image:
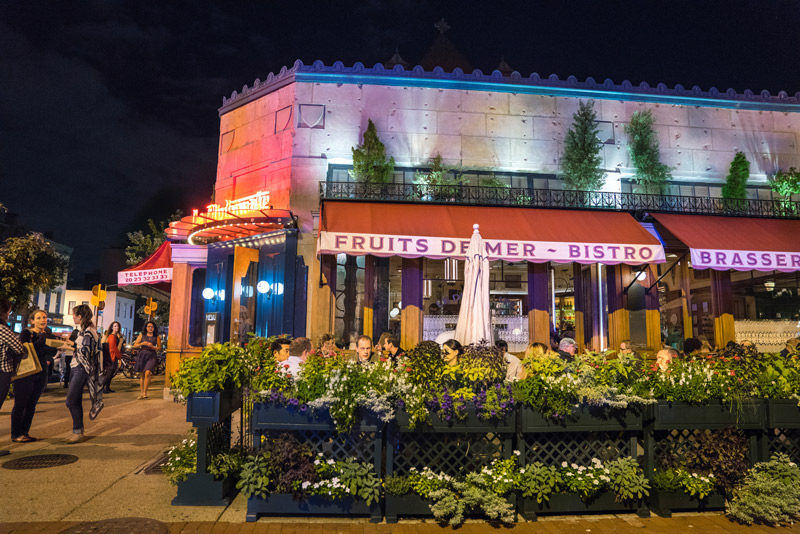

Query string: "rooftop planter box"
[[520, 492, 648, 521], [766, 399, 800, 428], [650, 400, 765, 430], [246, 493, 381, 523], [186, 389, 242, 425], [649, 490, 725, 518], [519, 405, 644, 433], [394, 404, 515, 433], [385, 493, 517, 524]]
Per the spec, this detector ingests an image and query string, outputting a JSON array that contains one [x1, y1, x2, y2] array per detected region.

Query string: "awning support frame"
[[645, 252, 688, 294]]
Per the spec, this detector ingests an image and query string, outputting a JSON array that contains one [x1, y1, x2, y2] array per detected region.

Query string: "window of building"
[[44, 292, 52, 313], [68, 301, 76, 314], [55, 291, 62, 315]]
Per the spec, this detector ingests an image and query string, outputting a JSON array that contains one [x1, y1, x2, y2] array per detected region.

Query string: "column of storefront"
[[310, 254, 337, 343], [572, 264, 585, 352], [606, 264, 631, 353], [643, 265, 662, 351], [711, 269, 735, 348], [527, 263, 550, 346], [363, 256, 375, 340], [678, 257, 693, 338], [401, 258, 423, 349]]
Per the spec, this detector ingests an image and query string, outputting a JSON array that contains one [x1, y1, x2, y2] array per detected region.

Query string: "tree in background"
[[0, 232, 69, 311], [722, 151, 750, 200], [561, 100, 606, 191], [125, 210, 182, 265], [624, 110, 671, 193], [136, 300, 170, 328], [350, 119, 395, 184]]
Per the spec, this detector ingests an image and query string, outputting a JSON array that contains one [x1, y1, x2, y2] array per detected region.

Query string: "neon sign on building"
[[193, 190, 271, 217]]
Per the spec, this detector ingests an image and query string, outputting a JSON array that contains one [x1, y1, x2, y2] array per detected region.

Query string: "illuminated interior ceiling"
[[166, 208, 296, 245]]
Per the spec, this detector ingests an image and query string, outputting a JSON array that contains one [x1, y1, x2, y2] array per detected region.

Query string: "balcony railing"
[[319, 181, 800, 219]]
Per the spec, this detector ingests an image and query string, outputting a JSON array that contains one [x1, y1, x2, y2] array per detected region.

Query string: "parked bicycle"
[[116, 346, 166, 379]]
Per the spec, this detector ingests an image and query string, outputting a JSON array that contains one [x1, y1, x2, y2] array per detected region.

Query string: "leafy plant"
[[722, 151, 750, 200], [236, 433, 318, 499], [624, 110, 671, 193], [171, 342, 249, 397], [429, 480, 516, 526], [561, 99, 606, 191], [605, 456, 650, 502], [236, 453, 272, 499], [209, 449, 246, 480], [125, 210, 183, 265], [519, 462, 562, 503], [384, 474, 412, 496], [658, 427, 748, 491], [561, 459, 609, 501], [350, 119, 395, 184], [770, 167, 800, 198], [726, 453, 800, 525], [408, 467, 453, 498], [336, 457, 381, 505], [0, 232, 69, 313], [652, 467, 715, 499], [405, 340, 444, 388], [413, 153, 466, 198], [162, 431, 197, 485]]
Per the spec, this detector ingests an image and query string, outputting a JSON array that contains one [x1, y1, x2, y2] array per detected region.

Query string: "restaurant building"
[[152, 59, 800, 371]]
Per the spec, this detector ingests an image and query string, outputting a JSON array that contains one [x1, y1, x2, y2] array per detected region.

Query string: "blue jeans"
[[65, 365, 88, 433]]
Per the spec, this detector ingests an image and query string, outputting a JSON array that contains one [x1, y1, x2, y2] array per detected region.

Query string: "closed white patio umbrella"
[[454, 224, 493, 346]]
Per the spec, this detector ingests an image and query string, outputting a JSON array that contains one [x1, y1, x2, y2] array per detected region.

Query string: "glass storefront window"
[[188, 268, 207, 347]]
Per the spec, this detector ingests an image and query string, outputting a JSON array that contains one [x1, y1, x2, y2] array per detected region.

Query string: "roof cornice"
[[219, 59, 800, 115]]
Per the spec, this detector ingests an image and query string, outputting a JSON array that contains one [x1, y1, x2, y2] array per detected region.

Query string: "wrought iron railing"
[[319, 182, 800, 219]]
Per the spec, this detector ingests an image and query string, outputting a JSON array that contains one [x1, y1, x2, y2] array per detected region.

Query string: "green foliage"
[[349, 119, 395, 184], [236, 452, 272, 499], [561, 100, 606, 191], [445, 341, 506, 385], [519, 462, 562, 503], [384, 474, 412, 496], [136, 299, 170, 327], [429, 480, 516, 526], [413, 153, 467, 198], [209, 449, 246, 480], [237, 433, 318, 499], [0, 232, 69, 312], [125, 210, 182, 265], [624, 110, 671, 193], [479, 175, 510, 189], [726, 453, 800, 525], [653, 467, 715, 498], [605, 457, 650, 502], [162, 430, 197, 485], [722, 151, 750, 200], [406, 340, 444, 388], [659, 427, 748, 491], [336, 457, 381, 505], [171, 342, 249, 397], [408, 467, 453, 498], [770, 167, 800, 198], [561, 459, 608, 501]]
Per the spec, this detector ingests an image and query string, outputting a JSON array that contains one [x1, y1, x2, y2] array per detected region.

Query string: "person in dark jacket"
[[557, 337, 577, 363], [0, 298, 25, 456], [383, 335, 405, 362], [13, 310, 58, 442]]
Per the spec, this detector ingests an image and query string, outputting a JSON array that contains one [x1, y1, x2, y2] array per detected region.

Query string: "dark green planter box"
[[186, 389, 242, 424], [520, 492, 648, 521], [766, 399, 800, 428], [649, 490, 725, 518], [519, 405, 643, 432], [395, 404, 514, 433], [651, 400, 764, 430], [173, 472, 236, 507], [251, 403, 382, 432], [385, 493, 517, 523], [246, 493, 381, 522]]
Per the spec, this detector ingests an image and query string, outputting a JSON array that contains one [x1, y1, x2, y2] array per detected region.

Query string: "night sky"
[[2, 1, 799, 280]]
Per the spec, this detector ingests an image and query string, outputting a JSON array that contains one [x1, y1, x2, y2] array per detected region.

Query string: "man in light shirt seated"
[[283, 337, 311, 377], [496, 339, 523, 381]]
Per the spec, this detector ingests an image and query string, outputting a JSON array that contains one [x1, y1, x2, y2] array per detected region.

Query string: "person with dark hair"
[[12, 310, 57, 443], [133, 321, 161, 400], [63, 304, 102, 443], [683, 337, 703, 357], [375, 331, 392, 358], [101, 321, 123, 393], [0, 298, 25, 456], [271, 338, 291, 361], [496, 339, 523, 381], [383, 335, 405, 362], [442, 339, 463, 366]]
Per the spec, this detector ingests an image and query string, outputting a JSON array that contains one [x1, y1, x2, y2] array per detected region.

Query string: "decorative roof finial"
[[434, 18, 451, 35]]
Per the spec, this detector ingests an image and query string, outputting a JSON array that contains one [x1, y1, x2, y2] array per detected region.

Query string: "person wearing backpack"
[[62, 304, 104, 444]]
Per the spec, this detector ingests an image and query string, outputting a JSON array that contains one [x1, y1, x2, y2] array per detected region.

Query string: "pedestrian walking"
[[0, 298, 25, 457], [13, 310, 57, 443], [63, 304, 104, 444], [101, 321, 123, 393], [133, 321, 161, 399]]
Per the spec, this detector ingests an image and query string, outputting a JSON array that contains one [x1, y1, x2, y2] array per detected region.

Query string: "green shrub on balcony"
[[624, 110, 671, 194], [722, 151, 750, 204], [561, 100, 606, 191], [350, 119, 395, 184]]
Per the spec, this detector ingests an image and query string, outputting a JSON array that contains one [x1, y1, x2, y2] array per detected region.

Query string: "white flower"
[[314, 459, 320, 465], [327, 459, 335, 465], [302, 481, 311, 489], [562, 461, 568, 468], [513, 450, 521, 456]]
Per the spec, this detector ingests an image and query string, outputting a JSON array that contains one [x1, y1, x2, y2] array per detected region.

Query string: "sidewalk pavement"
[[1, 376, 796, 533]]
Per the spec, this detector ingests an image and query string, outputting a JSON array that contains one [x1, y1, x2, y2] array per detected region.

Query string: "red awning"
[[118, 240, 173, 286], [318, 201, 665, 265], [652, 213, 800, 272]]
